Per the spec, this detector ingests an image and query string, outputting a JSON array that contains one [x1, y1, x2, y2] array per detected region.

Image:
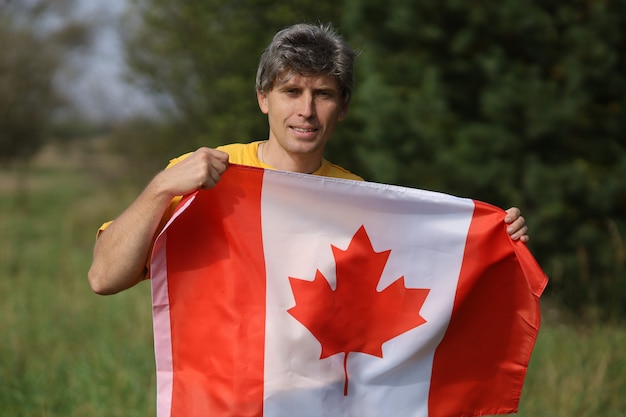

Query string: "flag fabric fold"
[[150, 164, 547, 417]]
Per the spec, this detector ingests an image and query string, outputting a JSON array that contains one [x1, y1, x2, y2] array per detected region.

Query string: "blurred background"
[[1, 0, 625, 415]]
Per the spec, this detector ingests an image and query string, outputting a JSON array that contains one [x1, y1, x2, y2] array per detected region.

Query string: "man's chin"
[[285, 138, 325, 154]]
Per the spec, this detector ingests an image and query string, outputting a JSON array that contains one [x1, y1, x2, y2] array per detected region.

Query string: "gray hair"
[[255, 23, 358, 106]]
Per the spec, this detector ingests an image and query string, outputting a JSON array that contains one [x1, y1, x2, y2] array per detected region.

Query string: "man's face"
[[257, 73, 347, 162]]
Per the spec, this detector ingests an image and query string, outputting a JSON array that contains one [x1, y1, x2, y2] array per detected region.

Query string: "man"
[[88, 23, 528, 295]]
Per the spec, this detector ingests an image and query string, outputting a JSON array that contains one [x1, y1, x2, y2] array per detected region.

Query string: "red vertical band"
[[165, 165, 266, 417], [429, 201, 546, 417]]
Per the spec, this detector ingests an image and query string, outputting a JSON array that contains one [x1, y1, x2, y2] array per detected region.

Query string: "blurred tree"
[[122, 0, 342, 165], [0, 24, 58, 163], [120, 0, 626, 319], [0, 0, 90, 165], [338, 0, 626, 319]]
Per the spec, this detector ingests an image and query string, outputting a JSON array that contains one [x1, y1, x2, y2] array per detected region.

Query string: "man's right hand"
[[151, 147, 230, 198], [88, 147, 229, 295]]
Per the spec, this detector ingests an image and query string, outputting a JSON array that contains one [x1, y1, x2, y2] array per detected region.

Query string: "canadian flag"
[[150, 164, 547, 417]]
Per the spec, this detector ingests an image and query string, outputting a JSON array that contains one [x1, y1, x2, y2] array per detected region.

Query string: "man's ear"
[[257, 90, 269, 114], [338, 103, 349, 121]]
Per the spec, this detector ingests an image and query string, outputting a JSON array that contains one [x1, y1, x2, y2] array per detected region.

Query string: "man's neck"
[[259, 140, 323, 174]]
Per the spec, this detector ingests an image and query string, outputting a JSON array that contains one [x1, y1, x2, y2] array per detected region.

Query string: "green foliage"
[[337, 0, 626, 320], [122, 0, 343, 164], [0, 0, 91, 165], [0, 22, 60, 164], [120, 0, 626, 319]]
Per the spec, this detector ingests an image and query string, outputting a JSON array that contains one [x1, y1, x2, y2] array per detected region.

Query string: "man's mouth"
[[292, 126, 317, 133]]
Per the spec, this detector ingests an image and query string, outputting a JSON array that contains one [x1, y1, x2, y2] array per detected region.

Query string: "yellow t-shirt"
[[156, 141, 362, 224], [98, 141, 363, 263], [216, 141, 363, 181]]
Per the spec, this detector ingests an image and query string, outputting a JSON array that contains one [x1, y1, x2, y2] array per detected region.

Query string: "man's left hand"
[[504, 207, 529, 242]]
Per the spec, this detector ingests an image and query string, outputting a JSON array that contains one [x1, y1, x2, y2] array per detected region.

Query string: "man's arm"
[[88, 148, 229, 295]]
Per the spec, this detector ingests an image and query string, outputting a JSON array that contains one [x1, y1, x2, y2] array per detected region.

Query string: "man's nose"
[[296, 93, 316, 118]]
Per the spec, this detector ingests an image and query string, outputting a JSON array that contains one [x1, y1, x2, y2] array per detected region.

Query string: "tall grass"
[[0, 141, 155, 416], [519, 308, 626, 416], [1, 139, 625, 416]]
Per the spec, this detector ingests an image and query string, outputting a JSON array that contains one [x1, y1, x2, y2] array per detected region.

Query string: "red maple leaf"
[[287, 225, 430, 396]]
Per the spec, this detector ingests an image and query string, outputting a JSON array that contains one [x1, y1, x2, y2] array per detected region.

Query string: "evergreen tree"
[[122, 0, 626, 319], [123, 0, 343, 163], [339, 0, 626, 319]]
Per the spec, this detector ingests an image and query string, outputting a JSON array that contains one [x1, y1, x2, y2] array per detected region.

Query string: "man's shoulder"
[[216, 142, 256, 151], [166, 142, 262, 168], [320, 160, 364, 181], [217, 142, 262, 167], [166, 143, 363, 181]]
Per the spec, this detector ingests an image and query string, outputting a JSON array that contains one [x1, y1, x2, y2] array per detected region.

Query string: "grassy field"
[[1, 139, 625, 416]]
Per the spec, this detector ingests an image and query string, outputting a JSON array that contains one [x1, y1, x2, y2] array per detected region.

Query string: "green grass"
[[1, 140, 625, 416], [0, 142, 156, 416], [518, 319, 626, 416]]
